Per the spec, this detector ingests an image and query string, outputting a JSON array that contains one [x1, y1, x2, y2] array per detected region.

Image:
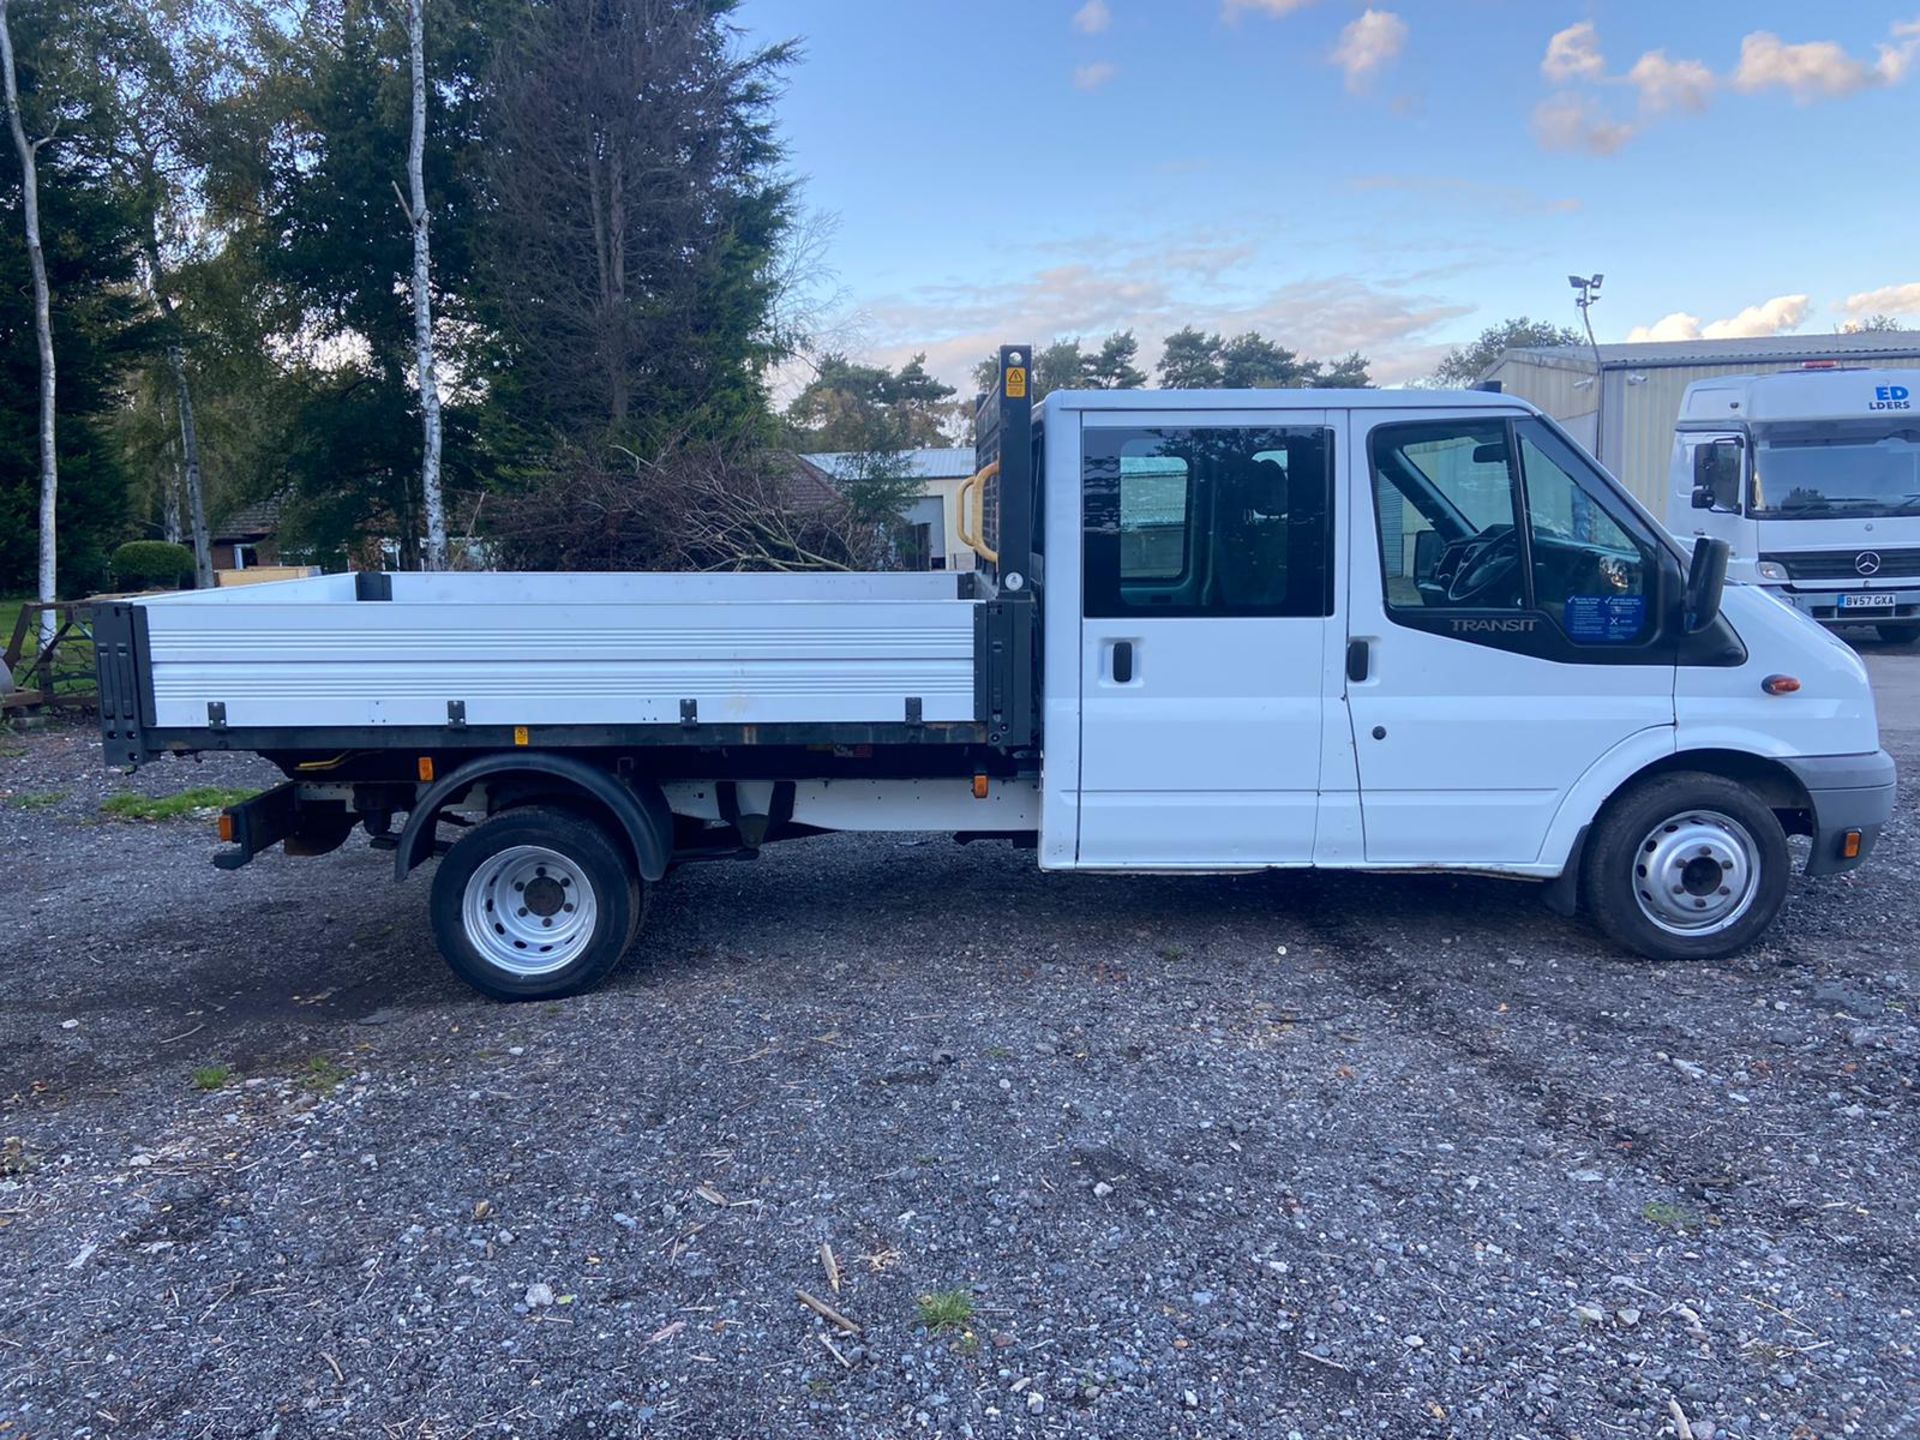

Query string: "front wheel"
[[429, 807, 643, 1000], [1582, 772, 1789, 961]]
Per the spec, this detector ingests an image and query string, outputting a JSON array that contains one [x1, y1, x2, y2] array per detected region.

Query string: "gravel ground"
[[1, 651, 1916, 1440]]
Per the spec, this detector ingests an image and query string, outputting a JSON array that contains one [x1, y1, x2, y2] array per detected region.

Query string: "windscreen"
[[1750, 419, 1920, 518]]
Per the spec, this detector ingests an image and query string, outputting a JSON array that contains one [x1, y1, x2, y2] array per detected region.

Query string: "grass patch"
[[101, 787, 257, 822], [1642, 1200, 1699, 1231], [4, 791, 65, 810], [915, 1289, 976, 1334], [1156, 944, 1188, 961], [190, 1064, 232, 1092], [300, 1056, 349, 1091]]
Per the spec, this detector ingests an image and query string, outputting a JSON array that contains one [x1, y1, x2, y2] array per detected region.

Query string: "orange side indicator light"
[[972, 773, 990, 799], [418, 756, 435, 782], [1842, 830, 1863, 860], [1761, 674, 1801, 695], [217, 813, 235, 843]]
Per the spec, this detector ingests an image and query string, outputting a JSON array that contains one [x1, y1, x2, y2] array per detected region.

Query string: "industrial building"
[[1481, 331, 1920, 511]]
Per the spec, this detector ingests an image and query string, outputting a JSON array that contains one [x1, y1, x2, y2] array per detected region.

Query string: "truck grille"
[[1761, 548, 1920, 581]]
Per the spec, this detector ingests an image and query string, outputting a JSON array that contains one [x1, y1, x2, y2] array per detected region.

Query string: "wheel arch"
[[1543, 732, 1820, 873], [394, 754, 673, 883]]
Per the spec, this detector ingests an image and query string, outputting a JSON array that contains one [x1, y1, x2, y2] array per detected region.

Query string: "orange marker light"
[[1761, 674, 1801, 695], [417, 756, 435, 782], [1842, 830, 1863, 860], [217, 813, 235, 843], [972, 773, 990, 799]]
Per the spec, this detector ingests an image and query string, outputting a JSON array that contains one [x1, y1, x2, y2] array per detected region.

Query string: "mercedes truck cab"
[[1670, 367, 1920, 643]]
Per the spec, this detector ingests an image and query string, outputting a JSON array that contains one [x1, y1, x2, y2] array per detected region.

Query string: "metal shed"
[[1481, 332, 1920, 511]]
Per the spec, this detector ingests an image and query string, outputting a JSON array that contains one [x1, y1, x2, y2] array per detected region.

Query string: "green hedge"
[[112, 541, 196, 591]]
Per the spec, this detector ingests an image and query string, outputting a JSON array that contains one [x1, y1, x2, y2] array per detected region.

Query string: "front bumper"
[[1780, 750, 1898, 876]]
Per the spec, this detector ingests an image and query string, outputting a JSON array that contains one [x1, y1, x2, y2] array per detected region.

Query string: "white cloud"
[[1072, 0, 1110, 36], [839, 235, 1475, 393], [1627, 295, 1812, 343], [1223, 0, 1316, 18], [1542, 21, 1605, 82], [1841, 281, 1920, 318], [1626, 50, 1716, 114], [1332, 9, 1407, 93], [1072, 61, 1118, 91], [1732, 22, 1920, 103], [1530, 95, 1635, 155]]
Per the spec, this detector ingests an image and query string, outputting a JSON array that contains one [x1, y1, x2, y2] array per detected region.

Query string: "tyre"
[[429, 806, 643, 1000], [1875, 622, 1920, 645], [1581, 771, 1789, 961]]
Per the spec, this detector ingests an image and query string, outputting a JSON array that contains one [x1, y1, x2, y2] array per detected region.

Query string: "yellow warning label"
[[1004, 366, 1027, 398], [513, 725, 530, 746]]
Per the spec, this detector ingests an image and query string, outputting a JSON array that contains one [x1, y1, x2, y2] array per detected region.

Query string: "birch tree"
[[0, 0, 58, 642], [402, 0, 446, 570]]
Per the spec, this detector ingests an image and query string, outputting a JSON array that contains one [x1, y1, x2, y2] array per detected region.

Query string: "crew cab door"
[[1076, 412, 1340, 866], [1346, 409, 1677, 865]]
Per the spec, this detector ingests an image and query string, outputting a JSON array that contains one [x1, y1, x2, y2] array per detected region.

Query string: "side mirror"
[[1684, 536, 1730, 633], [1692, 439, 1744, 512]]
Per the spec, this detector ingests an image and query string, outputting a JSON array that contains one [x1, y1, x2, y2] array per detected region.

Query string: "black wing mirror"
[[1684, 537, 1730, 633]]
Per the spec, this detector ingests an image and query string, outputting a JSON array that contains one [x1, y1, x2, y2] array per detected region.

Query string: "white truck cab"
[[1669, 367, 1920, 643], [96, 348, 1897, 999]]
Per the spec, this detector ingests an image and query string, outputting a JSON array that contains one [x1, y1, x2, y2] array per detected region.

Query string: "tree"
[[1217, 331, 1302, 388], [1304, 350, 1372, 388], [1430, 316, 1583, 388], [1156, 326, 1221, 388], [95, 0, 216, 585], [478, 0, 797, 450], [788, 351, 956, 452], [1082, 329, 1145, 389], [403, 0, 446, 569], [0, 0, 57, 638], [250, 0, 495, 566], [0, 0, 153, 603], [1840, 314, 1910, 335]]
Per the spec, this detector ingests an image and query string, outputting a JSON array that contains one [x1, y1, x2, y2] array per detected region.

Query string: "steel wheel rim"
[[461, 844, 598, 976], [1632, 809, 1760, 937]]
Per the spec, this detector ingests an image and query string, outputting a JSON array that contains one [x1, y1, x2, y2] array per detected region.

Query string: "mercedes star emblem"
[[1856, 551, 1883, 576]]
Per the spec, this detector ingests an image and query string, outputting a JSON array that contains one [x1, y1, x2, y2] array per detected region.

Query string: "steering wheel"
[[1442, 527, 1522, 605]]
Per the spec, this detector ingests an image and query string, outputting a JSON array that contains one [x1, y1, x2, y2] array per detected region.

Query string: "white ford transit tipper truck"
[[1670, 367, 1920, 643], [95, 348, 1895, 999]]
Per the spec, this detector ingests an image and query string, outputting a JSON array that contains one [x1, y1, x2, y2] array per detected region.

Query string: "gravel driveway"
[[2, 651, 1916, 1439]]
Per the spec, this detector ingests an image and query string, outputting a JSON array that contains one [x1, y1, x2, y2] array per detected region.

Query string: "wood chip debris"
[[795, 1289, 862, 1334], [820, 1243, 840, 1294]]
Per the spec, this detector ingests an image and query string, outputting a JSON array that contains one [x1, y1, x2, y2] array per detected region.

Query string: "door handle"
[[1111, 639, 1135, 684], [1345, 638, 1370, 683]]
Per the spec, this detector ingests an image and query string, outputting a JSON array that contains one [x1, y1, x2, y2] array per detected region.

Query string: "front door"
[[1077, 414, 1340, 867], [1346, 409, 1677, 865]]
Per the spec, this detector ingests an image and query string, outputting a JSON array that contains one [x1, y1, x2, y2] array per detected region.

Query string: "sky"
[[731, 1, 1920, 392]]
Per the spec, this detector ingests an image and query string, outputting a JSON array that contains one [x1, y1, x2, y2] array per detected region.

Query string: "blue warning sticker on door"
[[1565, 594, 1646, 643]]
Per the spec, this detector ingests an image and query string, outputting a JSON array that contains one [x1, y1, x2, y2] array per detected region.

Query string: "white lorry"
[[95, 348, 1895, 999], [1670, 366, 1920, 643]]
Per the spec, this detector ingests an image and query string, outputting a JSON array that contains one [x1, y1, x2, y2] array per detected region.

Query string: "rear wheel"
[[1876, 622, 1920, 645], [1582, 772, 1789, 961], [429, 807, 643, 1000]]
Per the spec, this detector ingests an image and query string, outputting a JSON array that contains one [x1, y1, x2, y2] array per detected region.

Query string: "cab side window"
[[1083, 426, 1333, 618], [1369, 416, 1664, 648], [1369, 420, 1526, 611], [1515, 419, 1653, 644]]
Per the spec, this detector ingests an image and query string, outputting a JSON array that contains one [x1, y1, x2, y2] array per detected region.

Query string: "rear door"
[[1346, 409, 1677, 865], [1076, 411, 1340, 867]]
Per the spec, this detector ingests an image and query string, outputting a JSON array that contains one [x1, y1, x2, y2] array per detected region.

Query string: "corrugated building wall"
[[1483, 333, 1920, 514]]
